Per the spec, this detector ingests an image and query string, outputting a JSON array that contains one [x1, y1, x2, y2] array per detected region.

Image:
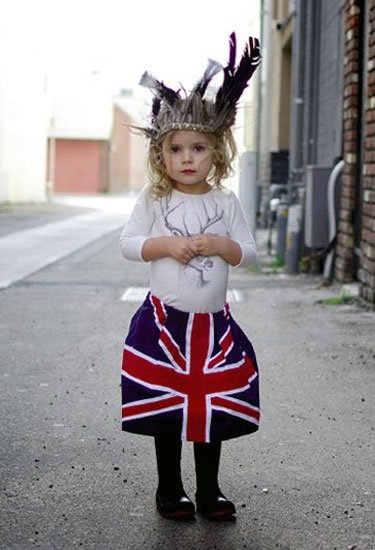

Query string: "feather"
[[152, 96, 161, 118], [192, 59, 223, 97], [139, 71, 159, 90], [139, 71, 180, 105], [227, 32, 237, 76], [216, 34, 261, 116], [137, 32, 260, 140]]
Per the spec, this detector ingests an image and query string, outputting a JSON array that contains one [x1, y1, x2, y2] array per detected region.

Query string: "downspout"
[[255, 0, 264, 183], [288, 0, 306, 196], [323, 159, 345, 281]]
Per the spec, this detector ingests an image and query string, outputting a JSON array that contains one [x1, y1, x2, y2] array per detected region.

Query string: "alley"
[[1, 224, 375, 550]]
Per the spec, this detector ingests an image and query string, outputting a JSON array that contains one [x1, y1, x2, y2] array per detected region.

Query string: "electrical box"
[[304, 165, 332, 248]]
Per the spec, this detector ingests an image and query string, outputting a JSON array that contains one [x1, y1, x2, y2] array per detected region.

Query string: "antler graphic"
[[159, 196, 224, 238], [159, 197, 186, 236], [198, 199, 224, 233]]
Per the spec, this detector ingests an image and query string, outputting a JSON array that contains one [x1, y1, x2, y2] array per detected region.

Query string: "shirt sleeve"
[[227, 191, 257, 268], [119, 186, 155, 262]]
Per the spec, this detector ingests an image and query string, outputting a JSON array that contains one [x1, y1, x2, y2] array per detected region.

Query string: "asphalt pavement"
[[0, 195, 136, 289], [0, 196, 375, 550]]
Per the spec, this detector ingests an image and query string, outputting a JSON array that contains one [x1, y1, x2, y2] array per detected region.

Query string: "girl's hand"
[[191, 233, 222, 256], [191, 234, 243, 266], [168, 236, 199, 264]]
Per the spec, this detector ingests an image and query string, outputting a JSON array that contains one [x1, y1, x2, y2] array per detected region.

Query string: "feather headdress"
[[139, 32, 261, 141]]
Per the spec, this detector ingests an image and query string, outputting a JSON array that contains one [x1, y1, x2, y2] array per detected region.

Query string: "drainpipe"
[[288, 0, 306, 196], [323, 159, 345, 281], [255, 0, 264, 184]]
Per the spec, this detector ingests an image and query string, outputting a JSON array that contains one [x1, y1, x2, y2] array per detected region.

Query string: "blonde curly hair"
[[147, 128, 237, 198]]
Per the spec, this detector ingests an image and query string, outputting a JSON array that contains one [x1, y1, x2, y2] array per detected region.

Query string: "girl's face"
[[161, 130, 214, 194]]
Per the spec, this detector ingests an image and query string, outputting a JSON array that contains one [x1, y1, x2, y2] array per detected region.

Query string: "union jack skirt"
[[121, 293, 260, 443]]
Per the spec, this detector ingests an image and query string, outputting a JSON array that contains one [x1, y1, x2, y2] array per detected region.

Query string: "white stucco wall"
[[0, 3, 48, 203]]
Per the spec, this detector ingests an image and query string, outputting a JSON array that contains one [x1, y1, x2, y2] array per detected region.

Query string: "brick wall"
[[335, 0, 362, 282], [336, 0, 375, 305], [359, 0, 375, 302]]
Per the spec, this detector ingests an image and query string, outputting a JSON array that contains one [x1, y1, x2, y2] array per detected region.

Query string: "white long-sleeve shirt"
[[119, 186, 257, 313]]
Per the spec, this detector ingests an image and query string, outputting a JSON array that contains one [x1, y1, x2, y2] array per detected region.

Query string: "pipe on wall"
[[323, 159, 345, 280]]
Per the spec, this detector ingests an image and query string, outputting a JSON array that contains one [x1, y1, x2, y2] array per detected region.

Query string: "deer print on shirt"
[[159, 196, 224, 288]]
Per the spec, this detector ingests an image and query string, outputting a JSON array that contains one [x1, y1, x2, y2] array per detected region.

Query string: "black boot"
[[194, 441, 236, 520], [154, 434, 195, 519]]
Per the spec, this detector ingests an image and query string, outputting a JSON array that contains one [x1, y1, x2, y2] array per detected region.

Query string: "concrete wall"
[[316, 0, 345, 166], [288, 0, 344, 181], [257, 0, 293, 214], [242, 0, 261, 154]]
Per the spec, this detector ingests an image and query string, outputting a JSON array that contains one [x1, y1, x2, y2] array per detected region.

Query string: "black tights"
[[154, 434, 221, 495]]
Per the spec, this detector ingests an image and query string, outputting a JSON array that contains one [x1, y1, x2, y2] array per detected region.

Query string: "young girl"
[[120, 33, 261, 520]]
